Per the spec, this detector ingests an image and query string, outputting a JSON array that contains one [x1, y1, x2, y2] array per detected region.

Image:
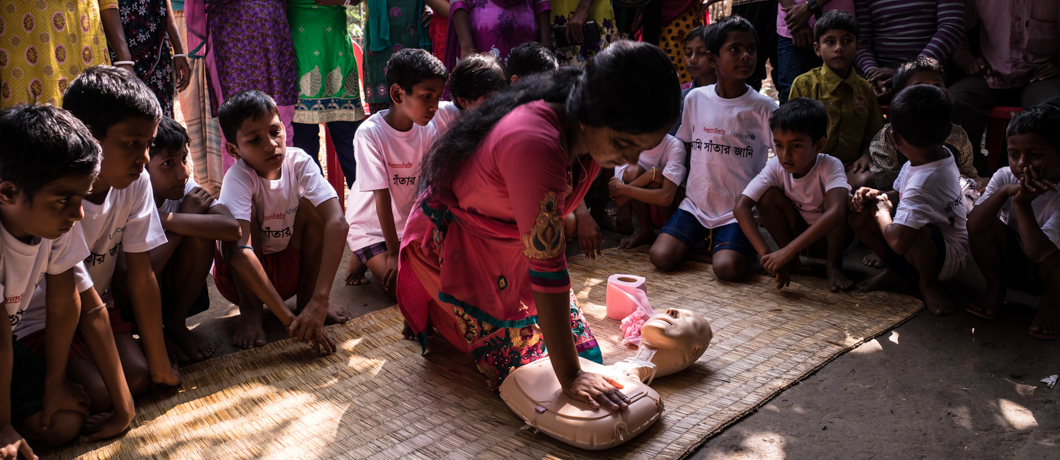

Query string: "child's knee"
[[1039, 252, 1060, 282], [712, 254, 747, 282], [27, 410, 85, 446], [622, 164, 646, 183], [649, 244, 678, 271]]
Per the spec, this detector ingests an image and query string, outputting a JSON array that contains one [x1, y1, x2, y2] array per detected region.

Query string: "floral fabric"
[[550, 0, 616, 66], [111, 0, 174, 117]]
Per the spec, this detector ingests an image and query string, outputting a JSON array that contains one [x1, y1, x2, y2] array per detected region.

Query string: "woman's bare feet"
[[826, 262, 854, 292], [402, 321, 415, 340], [233, 308, 266, 349], [620, 230, 654, 249], [345, 258, 369, 285], [326, 304, 351, 324], [856, 268, 905, 292], [920, 281, 955, 315], [862, 252, 885, 269], [165, 322, 216, 361]]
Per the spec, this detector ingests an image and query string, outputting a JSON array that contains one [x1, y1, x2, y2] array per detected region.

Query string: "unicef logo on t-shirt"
[[734, 132, 756, 141]]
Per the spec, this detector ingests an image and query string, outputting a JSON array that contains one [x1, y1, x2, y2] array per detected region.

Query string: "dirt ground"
[[180, 228, 1059, 459]]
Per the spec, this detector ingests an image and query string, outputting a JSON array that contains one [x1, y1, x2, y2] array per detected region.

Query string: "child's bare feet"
[[165, 322, 216, 361], [325, 303, 351, 324], [862, 252, 885, 269], [920, 281, 955, 315], [826, 262, 854, 292], [345, 258, 369, 286], [233, 308, 266, 349], [857, 268, 905, 292], [620, 229, 654, 249], [967, 287, 1005, 320], [164, 333, 190, 363]]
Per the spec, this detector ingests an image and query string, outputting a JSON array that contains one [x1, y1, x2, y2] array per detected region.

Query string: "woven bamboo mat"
[[51, 248, 922, 460]]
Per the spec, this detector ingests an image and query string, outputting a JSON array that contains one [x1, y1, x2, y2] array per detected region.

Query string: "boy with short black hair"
[[650, 16, 778, 281], [790, 9, 884, 190], [967, 106, 1060, 339], [62, 65, 182, 389], [848, 85, 969, 315], [146, 117, 241, 362], [432, 53, 505, 133], [506, 42, 559, 83], [2, 104, 134, 449], [735, 98, 854, 292], [670, 24, 718, 136], [215, 90, 349, 352], [345, 49, 447, 296]]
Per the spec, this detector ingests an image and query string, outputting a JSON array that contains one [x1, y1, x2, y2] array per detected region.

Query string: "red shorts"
[[213, 243, 301, 305], [19, 307, 133, 361]]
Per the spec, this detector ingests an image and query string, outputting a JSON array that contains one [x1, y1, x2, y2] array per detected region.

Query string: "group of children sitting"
[[2, 10, 1058, 455]]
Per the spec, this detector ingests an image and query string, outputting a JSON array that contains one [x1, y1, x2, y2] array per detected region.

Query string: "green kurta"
[[288, 1, 365, 123]]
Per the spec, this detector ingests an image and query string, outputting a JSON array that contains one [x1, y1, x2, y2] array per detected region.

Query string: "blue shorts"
[[660, 209, 755, 256], [882, 223, 947, 279]]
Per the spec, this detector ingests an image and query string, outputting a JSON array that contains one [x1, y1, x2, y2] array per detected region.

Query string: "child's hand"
[[1015, 165, 1056, 204], [42, 381, 91, 431], [80, 410, 134, 443], [847, 153, 872, 175], [850, 187, 880, 213], [382, 253, 400, 291], [973, 176, 990, 194], [1002, 182, 1022, 197], [760, 248, 792, 276], [874, 193, 893, 214], [774, 267, 791, 290], [0, 424, 36, 460], [608, 177, 626, 198], [288, 299, 333, 354], [178, 187, 215, 214]]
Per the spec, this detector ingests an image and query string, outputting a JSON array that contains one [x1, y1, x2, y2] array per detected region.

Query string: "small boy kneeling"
[[735, 98, 854, 292]]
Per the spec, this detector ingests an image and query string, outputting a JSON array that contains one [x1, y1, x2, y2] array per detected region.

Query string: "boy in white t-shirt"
[[62, 66, 182, 392], [146, 118, 240, 362], [651, 16, 779, 282], [1, 105, 133, 448], [967, 106, 1060, 340], [429, 54, 507, 136], [605, 134, 688, 249], [848, 85, 969, 315], [735, 98, 854, 292], [345, 49, 447, 297], [215, 90, 349, 353]]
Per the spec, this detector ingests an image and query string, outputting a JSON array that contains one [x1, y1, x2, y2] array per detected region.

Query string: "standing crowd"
[[1, 0, 1058, 456]]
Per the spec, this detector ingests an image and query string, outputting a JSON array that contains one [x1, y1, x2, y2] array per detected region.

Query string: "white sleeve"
[[675, 95, 694, 143], [821, 155, 851, 192], [1041, 213, 1060, 250], [122, 173, 168, 253], [73, 262, 95, 293], [892, 187, 931, 230], [661, 136, 688, 186], [46, 223, 91, 275], [354, 128, 392, 193], [977, 167, 1013, 208], [296, 150, 339, 206], [219, 164, 256, 222], [741, 157, 780, 202]]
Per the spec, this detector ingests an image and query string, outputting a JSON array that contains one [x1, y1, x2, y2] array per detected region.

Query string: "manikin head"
[[639, 308, 713, 377]]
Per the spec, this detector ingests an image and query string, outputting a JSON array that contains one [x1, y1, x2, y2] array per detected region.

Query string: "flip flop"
[[1028, 313, 1060, 340], [966, 301, 998, 321]]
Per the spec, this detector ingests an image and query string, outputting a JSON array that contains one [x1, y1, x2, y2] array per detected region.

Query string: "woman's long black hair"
[[420, 40, 681, 196]]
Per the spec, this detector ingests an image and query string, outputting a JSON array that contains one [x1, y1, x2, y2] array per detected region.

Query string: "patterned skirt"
[[112, 0, 174, 117]]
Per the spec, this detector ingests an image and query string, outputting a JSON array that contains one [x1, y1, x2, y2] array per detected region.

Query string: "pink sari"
[[398, 101, 602, 392]]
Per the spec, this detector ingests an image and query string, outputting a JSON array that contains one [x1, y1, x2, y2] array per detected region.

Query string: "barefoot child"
[[848, 85, 969, 315], [506, 42, 559, 84], [967, 106, 1060, 339], [345, 49, 447, 296], [650, 16, 778, 281], [734, 98, 854, 291], [670, 24, 718, 137], [1, 105, 134, 449], [789, 10, 884, 190], [62, 66, 182, 389], [146, 118, 241, 362], [607, 134, 687, 249], [214, 90, 349, 352]]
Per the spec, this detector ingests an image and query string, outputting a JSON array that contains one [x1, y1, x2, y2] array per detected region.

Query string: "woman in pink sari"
[[398, 41, 680, 408]]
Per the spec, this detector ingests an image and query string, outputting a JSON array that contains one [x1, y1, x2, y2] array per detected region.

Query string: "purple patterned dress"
[[443, 0, 550, 70]]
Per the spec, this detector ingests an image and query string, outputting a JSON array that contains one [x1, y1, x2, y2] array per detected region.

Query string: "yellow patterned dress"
[[660, 7, 704, 84], [0, 0, 118, 108]]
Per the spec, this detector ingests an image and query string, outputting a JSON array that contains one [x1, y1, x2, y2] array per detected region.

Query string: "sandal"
[[1028, 313, 1060, 340]]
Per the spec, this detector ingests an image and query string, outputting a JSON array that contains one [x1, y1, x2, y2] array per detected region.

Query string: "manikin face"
[[641, 308, 712, 350]]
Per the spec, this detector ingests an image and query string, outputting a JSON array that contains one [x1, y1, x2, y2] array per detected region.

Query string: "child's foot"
[[920, 281, 955, 315], [620, 230, 654, 249], [862, 252, 885, 269], [967, 288, 1005, 320], [345, 258, 369, 286], [233, 311, 267, 349], [826, 262, 855, 292], [1029, 300, 1060, 339], [614, 206, 634, 235], [857, 269, 905, 292], [325, 303, 352, 324], [166, 323, 216, 361], [164, 333, 191, 363]]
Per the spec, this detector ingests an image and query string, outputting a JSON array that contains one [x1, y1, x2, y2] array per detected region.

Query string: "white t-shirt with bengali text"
[[893, 152, 969, 280], [219, 147, 338, 255], [3, 221, 93, 339], [614, 134, 688, 187], [977, 166, 1060, 251], [742, 154, 851, 225], [158, 177, 220, 214], [346, 109, 441, 252], [431, 101, 460, 136], [675, 84, 778, 228]]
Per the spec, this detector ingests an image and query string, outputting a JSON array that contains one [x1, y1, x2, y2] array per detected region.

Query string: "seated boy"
[[214, 90, 350, 352], [967, 106, 1060, 339], [506, 42, 559, 83], [789, 10, 885, 190], [606, 134, 687, 249], [431, 53, 506, 134], [62, 66, 182, 390], [2, 105, 133, 447], [734, 98, 854, 292], [848, 85, 969, 315], [345, 49, 447, 296], [650, 16, 778, 281], [146, 117, 241, 361], [670, 24, 718, 136]]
